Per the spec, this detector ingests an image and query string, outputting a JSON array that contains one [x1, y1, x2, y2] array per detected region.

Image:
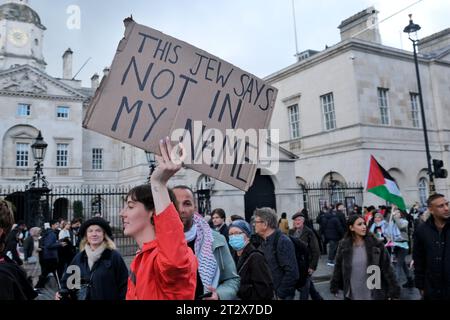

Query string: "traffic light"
[[433, 159, 448, 179]]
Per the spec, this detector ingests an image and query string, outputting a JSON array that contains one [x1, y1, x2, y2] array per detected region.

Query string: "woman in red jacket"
[[121, 138, 197, 299]]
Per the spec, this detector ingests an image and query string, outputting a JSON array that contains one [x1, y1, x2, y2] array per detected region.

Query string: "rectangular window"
[[56, 143, 68, 167], [410, 93, 421, 128], [16, 143, 29, 167], [321, 93, 336, 131], [92, 148, 103, 170], [287, 104, 300, 139], [16, 104, 31, 116], [378, 88, 390, 125], [57, 106, 70, 119]]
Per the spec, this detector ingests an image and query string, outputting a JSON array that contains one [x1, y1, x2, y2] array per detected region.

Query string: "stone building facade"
[[0, 0, 300, 223], [266, 7, 450, 207]]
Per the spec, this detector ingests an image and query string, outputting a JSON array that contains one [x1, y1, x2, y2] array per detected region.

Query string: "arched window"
[[418, 178, 428, 206]]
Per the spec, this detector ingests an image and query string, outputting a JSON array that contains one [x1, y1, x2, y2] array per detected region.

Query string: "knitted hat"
[[79, 217, 113, 239], [229, 220, 252, 237]]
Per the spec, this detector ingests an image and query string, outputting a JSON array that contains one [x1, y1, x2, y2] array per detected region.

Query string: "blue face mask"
[[228, 234, 246, 251]]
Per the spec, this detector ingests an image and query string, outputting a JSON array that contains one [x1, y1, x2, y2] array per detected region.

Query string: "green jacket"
[[212, 230, 240, 300]]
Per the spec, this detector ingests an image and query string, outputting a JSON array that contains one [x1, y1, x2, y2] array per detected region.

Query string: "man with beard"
[[413, 193, 450, 300]]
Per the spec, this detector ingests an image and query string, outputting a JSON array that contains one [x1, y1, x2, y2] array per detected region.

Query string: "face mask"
[[228, 234, 246, 251]]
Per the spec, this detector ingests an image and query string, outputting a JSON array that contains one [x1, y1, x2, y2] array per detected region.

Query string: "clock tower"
[[0, 0, 46, 70]]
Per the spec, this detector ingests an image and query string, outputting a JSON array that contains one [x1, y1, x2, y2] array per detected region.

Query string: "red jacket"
[[126, 203, 197, 300]]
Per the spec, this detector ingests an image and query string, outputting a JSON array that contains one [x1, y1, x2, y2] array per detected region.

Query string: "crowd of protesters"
[[1, 146, 449, 301]]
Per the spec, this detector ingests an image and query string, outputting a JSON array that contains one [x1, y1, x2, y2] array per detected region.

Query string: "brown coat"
[[330, 234, 400, 300]]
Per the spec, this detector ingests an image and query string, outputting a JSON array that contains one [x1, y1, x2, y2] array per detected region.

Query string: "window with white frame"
[[321, 93, 336, 131], [377, 88, 390, 125], [418, 178, 428, 206], [410, 93, 421, 128], [287, 104, 300, 139], [56, 143, 68, 167], [92, 148, 103, 170], [16, 143, 29, 167], [16, 103, 31, 116], [57, 106, 70, 119]]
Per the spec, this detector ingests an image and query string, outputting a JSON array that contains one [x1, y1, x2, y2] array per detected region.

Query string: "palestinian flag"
[[366, 155, 406, 211]]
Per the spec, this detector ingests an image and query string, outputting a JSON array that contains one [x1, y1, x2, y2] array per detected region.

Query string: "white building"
[[0, 0, 300, 223], [266, 7, 450, 208]]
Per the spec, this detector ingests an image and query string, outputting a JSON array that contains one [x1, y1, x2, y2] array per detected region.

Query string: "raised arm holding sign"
[[83, 17, 277, 191]]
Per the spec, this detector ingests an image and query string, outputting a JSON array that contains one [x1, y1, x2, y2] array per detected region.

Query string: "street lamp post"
[[26, 131, 50, 227], [145, 151, 157, 183], [29, 131, 49, 189], [403, 14, 435, 194], [328, 171, 338, 206]]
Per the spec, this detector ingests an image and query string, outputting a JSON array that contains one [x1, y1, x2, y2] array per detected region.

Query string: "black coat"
[[0, 255, 37, 300], [22, 236, 35, 261], [259, 230, 299, 299], [289, 226, 320, 270], [323, 212, 345, 241], [330, 235, 400, 300], [4, 228, 22, 265], [216, 223, 229, 243], [236, 243, 274, 300], [413, 216, 450, 300], [60, 248, 128, 300]]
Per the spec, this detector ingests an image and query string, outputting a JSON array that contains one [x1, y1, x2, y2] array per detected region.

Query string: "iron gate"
[[302, 182, 364, 222], [1, 185, 138, 257]]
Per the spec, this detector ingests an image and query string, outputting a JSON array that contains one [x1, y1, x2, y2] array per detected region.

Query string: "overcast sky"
[[28, 0, 450, 87]]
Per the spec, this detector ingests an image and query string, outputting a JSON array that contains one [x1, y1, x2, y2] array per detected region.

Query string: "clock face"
[[8, 29, 29, 47]]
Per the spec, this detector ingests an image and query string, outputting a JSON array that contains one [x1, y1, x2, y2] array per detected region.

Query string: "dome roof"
[[0, 2, 46, 30]]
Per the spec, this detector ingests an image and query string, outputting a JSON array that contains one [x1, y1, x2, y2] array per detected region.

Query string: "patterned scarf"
[[185, 213, 219, 292]]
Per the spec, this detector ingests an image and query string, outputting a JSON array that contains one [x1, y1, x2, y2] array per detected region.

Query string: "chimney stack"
[[62, 48, 73, 79], [103, 67, 110, 78], [91, 73, 99, 89], [338, 7, 381, 44]]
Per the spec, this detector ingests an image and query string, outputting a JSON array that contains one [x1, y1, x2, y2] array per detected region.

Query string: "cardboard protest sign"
[[83, 18, 277, 191]]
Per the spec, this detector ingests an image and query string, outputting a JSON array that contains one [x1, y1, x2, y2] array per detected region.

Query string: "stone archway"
[[244, 169, 276, 221]]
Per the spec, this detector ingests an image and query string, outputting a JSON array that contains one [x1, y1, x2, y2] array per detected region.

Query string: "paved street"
[[306, 255, 421, 300]]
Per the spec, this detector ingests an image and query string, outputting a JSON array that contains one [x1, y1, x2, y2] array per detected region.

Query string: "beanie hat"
[[79, 217, 113, 239], [229, 220, 252, 237]]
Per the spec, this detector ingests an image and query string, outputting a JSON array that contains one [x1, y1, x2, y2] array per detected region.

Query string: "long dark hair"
[[278, 212, 287, 224], [344, 214, 367, 241]]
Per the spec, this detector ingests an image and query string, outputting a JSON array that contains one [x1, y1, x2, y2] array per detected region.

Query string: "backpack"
[[273, 232, 310, 289]]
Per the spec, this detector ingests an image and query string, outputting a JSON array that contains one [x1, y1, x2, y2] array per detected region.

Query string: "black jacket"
[[330, 235, 400, 300], [323, 212, 345, 241], [236, 243, 274, 300], [413, 216, 450, 300], [4, 228, 22, 265], [216, 223, 229, 243], [60, 248, 128, 300], [259, 230, 299, 299], [289, 226, 320, 270], [0, 254, 37, 300], [23, 236, 35, 261]]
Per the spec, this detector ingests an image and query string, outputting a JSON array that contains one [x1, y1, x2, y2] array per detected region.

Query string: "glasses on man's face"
[[253, 220, 265, 225]]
